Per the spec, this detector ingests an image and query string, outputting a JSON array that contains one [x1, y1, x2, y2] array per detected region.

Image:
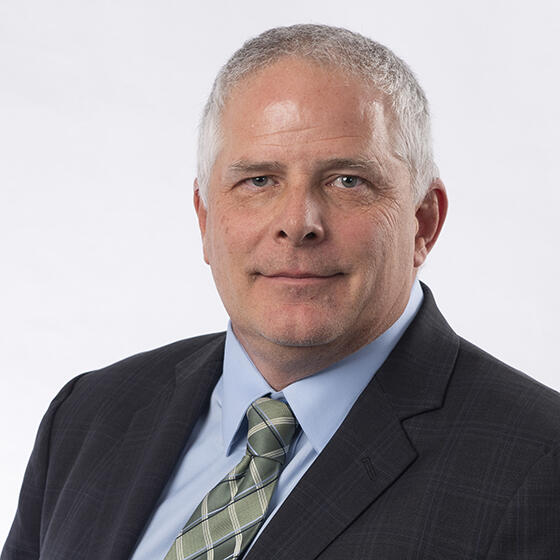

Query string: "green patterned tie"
[[163, 397, 298, 560]]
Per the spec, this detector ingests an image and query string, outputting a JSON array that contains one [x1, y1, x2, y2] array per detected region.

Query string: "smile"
[[258, 272, 343, 285]]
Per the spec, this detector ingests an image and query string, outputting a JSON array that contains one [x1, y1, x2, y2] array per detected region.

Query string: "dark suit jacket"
[[3, 285, 560, 559]]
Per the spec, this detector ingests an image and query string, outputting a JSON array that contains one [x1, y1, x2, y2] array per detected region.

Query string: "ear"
[[193, 179, 210, 265], [414, 178, 448, 268]]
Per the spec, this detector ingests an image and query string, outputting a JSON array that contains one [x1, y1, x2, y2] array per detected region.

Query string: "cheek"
[[206, 210, 255, 267], [339, 208, 416, 274], [339, 211, 395, 254]]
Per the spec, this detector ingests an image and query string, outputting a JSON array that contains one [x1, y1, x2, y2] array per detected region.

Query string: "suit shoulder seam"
[[485, 444, 560, 556], [37, 374, 88, 544]]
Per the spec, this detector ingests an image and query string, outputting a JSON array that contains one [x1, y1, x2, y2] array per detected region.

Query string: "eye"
[[243, 176, 272, 188], [331, 175, 366, 189]]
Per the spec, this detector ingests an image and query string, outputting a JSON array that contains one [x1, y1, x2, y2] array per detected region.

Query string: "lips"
[[259, 271, 342, 279], [255, 271, 345, 289]]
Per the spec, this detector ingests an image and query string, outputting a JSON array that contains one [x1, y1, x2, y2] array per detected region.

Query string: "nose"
[[275, 185, 325, 246]]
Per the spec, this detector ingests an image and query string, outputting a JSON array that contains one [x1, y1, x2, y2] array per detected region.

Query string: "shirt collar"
[[220, 280, 424, 455]]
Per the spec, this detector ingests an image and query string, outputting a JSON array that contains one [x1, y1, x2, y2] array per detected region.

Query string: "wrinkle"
[[252, 125, 323, 137], [254, 135, 365, 145]]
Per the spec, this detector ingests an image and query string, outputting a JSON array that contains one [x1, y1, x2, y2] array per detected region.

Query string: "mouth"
[[257, 271, 344, 285]]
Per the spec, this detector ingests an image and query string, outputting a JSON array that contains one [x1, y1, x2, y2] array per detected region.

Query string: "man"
[[3, 24, 560, 560]]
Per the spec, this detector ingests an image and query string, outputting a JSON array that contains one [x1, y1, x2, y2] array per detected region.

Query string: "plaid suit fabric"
[[164, 397, 298, 560], [3, 286, 560, 560]]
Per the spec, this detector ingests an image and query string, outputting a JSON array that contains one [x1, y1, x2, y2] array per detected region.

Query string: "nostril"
[[304, 232, 317, 240]]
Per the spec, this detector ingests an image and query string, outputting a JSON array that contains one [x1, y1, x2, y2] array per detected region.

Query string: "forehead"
[[217, 57, 396, 162]]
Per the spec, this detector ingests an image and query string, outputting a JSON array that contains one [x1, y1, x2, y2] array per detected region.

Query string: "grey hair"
[[197, 24, 438, 204]]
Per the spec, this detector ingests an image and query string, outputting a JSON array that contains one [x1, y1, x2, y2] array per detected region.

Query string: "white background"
[[1, 0, 559, 545]]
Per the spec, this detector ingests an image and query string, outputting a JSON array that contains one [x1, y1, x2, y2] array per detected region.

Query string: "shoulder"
[[451, 342, 560, 555], [456, 337, 560, 424], [413, 284, 560, 448], [68, 331, 225, 390], [445, 336, 560, 451], [402, 285, 560, 490], [47, 332, 226, 429]]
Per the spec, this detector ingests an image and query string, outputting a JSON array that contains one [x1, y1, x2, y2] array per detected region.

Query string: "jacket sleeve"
[[486, 445, 560, 559], [1, 379, 81, 560]]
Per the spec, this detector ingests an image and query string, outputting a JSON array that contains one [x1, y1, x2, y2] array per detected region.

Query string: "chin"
[[258, 319, 344, 348]]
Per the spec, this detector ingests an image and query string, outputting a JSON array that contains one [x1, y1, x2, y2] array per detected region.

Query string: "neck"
[[232, 297, 411, 391], [233, 332, 359, 390]]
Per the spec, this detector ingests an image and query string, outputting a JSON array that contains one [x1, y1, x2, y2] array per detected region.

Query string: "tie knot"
[[245, 397, 298, 465]]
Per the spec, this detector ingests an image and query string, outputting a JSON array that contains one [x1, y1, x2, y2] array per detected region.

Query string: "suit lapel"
[[246, 376, 418, 560], [246, 285, 460, 560], [91, 335, 226, 559]]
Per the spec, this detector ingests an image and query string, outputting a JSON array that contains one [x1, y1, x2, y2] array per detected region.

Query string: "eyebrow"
[[226, 157, 389, 181], [317, 158, 383, 172], [227, 160, 285, 175]]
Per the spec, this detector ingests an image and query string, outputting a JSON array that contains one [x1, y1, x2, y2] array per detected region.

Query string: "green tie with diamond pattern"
[[163, 397, 298, 560]]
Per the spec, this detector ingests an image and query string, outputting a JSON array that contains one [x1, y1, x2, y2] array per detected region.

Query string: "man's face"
[[196, 57, 435, 360]]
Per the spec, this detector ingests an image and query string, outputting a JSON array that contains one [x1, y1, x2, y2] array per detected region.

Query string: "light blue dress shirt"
[[131, 281, 423, 560]]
